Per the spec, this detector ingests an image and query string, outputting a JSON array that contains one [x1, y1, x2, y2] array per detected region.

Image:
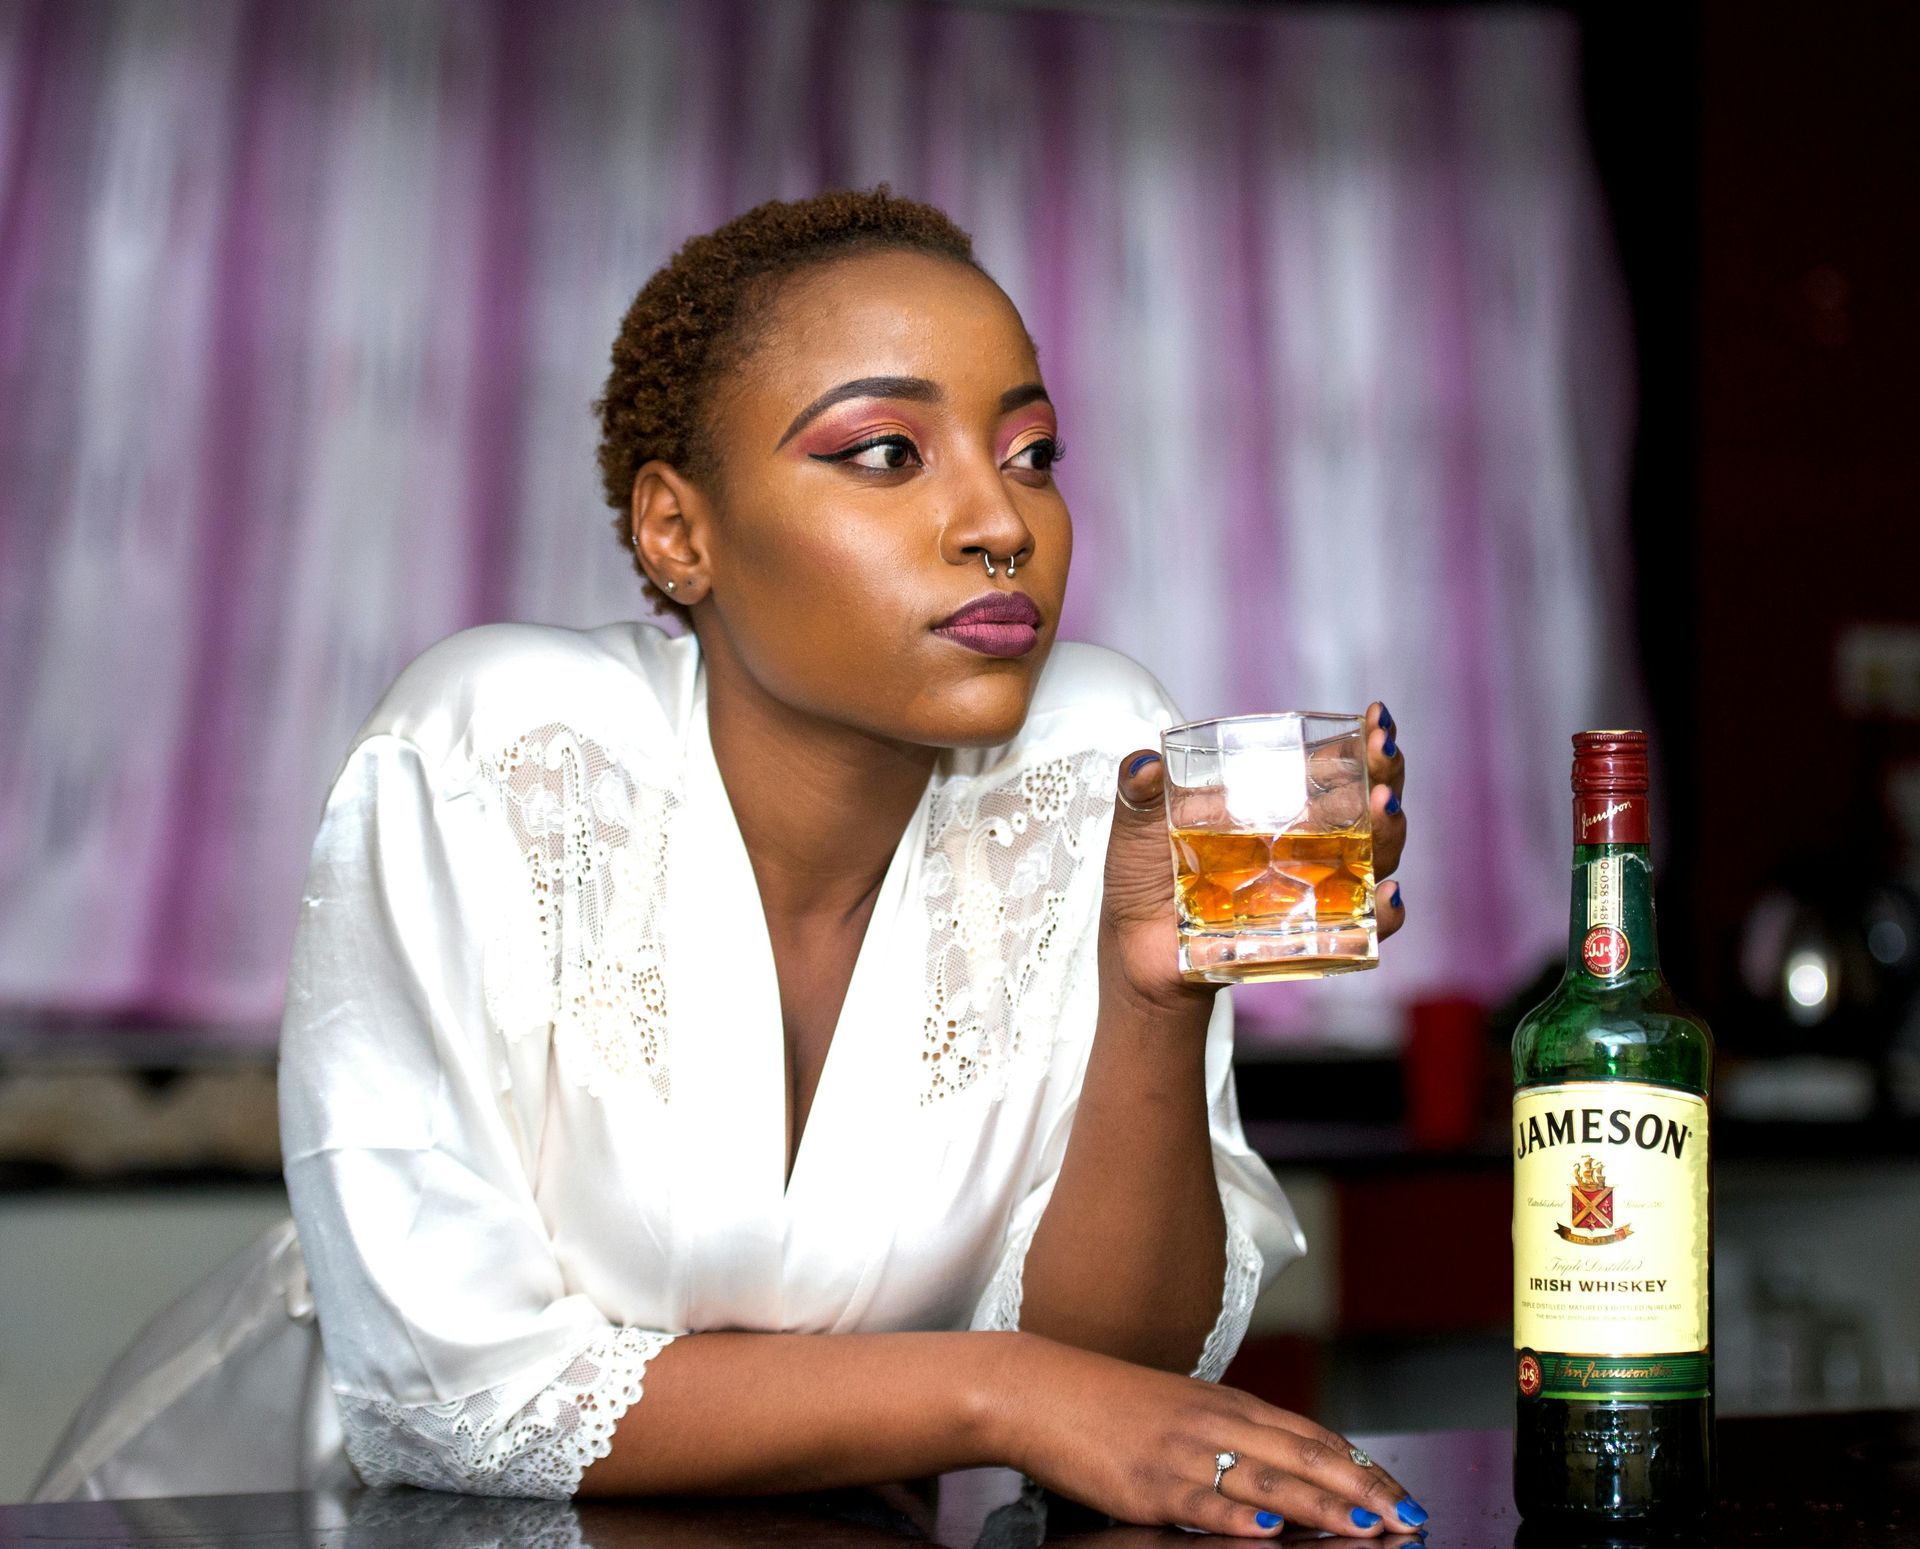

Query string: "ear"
[[630, 460, 711, 604]]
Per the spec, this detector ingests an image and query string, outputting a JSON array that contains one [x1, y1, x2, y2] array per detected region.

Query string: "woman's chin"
[[912, 660, 1044, 749]]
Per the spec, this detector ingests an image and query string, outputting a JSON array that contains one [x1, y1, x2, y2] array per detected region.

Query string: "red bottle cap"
[[1571, 729, 1650, 844]]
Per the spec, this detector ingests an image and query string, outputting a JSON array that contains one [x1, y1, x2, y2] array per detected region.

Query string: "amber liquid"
[[1173, 826, 1374, 924], [1170, 825, 1376, 981]]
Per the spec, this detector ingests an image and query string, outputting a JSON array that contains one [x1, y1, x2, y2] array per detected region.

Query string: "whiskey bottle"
[[1511, 731, 1713, 1526]]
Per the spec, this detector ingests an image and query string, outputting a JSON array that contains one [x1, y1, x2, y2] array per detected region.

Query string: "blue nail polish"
[[1351, 1507, 1381, 1528], [1126, 751, 1161, 777], [1385, 791, 1401, 817], [1396, 1496, 1429, 1527], [1379, 703, 1394, 731], [1255, 1510, 1282, 1529], [1391, 883, 1403, 910], [1382, 735, 1398, 760]]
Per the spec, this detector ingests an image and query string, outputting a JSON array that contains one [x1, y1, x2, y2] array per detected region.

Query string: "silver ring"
[[1349, 1446, 1373, 1469], [1212, 1450, 1239, 1493]]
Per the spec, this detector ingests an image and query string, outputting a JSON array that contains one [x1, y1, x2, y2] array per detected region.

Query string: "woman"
[[36, 189, 1419, 1539]]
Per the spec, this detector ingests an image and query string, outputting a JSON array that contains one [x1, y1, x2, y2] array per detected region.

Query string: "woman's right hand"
[[986, 1334, 1430, 1539]]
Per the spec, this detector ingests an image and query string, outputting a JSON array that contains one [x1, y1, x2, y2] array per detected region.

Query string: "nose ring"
[[983, 552, 995, 578]]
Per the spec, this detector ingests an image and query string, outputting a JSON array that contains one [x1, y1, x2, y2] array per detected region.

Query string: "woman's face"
[[652, 249, 1071, 750]]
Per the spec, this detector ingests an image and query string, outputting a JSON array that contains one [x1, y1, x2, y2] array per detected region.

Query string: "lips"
[[933, 590, 1043, 658]]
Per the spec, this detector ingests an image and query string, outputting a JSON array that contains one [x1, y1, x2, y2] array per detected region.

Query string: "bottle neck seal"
[[1566, 730, 1659, 982], [1566, 843, 1661, 980]]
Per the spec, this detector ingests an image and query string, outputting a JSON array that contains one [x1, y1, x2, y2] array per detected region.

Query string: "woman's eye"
[[813, 436, 921, 472], [1007, 437, 1062, 473]]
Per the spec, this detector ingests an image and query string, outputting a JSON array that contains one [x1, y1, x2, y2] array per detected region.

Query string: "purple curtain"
[[0, 0, 1638, 1045]]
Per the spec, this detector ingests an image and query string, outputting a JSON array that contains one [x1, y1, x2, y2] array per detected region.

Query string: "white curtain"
[[0, 0, 1640, 1045]]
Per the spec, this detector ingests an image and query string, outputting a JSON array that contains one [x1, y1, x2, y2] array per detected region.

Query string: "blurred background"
[[1, 0, 1917, 1503]]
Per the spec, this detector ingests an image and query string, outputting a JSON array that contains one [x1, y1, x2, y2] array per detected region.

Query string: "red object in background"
[[1337, 1171, 1511, 1334], [1404, 995, 1488, 1150], [1220, 1335, 1322, 1415]]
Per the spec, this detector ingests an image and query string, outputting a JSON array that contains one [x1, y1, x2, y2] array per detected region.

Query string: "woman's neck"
[[699, 629, 937, 924]]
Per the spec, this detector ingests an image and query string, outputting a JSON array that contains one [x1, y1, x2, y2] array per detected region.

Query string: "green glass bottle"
[[1511, 731, 1713, 1527]]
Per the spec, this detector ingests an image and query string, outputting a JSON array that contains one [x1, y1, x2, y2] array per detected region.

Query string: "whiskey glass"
[[1161, 712, 1378, 982]]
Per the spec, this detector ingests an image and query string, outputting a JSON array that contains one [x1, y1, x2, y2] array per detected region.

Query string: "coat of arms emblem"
[[1556, 1155, 1633, 1245], [1572, 1155, 1613, 1230]]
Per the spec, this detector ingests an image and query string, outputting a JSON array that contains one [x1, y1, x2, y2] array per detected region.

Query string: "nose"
[[939, 462, 1037, 576]]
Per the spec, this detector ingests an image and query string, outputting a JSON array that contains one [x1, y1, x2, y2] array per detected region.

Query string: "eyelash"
[[810, 435, 922, 472], [1011, 436, 1064, 473], [808, 435, 1065, 474]]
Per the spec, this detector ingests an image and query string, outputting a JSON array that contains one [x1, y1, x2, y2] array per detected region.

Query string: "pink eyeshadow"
[[997, 410, 1058, 460], [791, 409, 929, 459]]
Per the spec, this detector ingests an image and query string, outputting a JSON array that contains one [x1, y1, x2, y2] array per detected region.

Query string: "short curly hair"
[[593, 186, 983, 614]]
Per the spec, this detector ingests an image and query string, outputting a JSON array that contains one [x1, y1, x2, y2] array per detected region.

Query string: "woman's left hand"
[[1099, 701, 1407, 1010]]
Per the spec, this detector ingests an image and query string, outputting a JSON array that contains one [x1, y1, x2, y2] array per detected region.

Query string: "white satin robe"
[[34, 621, 1301, 1502]]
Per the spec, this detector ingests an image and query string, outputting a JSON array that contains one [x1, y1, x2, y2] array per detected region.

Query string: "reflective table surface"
[[2, 1411, 1915, 1547]]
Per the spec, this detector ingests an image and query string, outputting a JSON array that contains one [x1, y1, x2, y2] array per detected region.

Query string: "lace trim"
[[479, 724, 677, 1102], [476, 729, 1117, 1110], [971, 1198, 1262, 1383], [920, 751, 1113, 1104], [969, 1209, 1041, 1335], [1192, 1211, 1263, 1383], [338, 1327, 674, 1498]]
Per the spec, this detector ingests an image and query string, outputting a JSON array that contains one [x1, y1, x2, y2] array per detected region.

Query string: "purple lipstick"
[[933, 591, 1043, 658]]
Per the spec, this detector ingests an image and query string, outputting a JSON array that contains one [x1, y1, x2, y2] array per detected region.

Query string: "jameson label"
[[1513, 1081, 1709, 1400]]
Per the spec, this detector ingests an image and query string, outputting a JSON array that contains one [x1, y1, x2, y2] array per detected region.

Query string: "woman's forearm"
[[1015, 966, 1227, 1373], [579, 1330, 1020, 1495]]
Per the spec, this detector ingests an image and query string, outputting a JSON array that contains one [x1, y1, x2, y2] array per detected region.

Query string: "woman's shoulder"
[[1018, 640, 1185, 752], [344, 619, 697, 776]]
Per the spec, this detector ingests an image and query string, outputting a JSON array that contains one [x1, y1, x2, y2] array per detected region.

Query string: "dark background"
[[1581, 0, 1919, 1019]]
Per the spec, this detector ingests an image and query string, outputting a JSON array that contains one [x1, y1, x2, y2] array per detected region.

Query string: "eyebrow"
[[775, 377, 1053, 449], [777, 376, 940, 448], [998, 382, 1051, 415]]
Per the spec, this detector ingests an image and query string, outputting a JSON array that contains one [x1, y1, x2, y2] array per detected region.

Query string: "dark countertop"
[[3, 1410, 1914, 1547]]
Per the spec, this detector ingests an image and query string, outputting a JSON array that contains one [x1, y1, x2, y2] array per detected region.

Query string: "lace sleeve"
[[336, 1328, 674, 1498], [970, 1196, 1264, 1383]]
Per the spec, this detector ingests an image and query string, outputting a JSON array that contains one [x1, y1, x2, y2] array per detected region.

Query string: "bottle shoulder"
[[1512, 974, 1713, 1092]]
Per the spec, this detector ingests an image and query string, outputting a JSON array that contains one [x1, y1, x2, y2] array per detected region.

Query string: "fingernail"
[[1396, 1496, 1429, 1527], [1127, 752, 1161, 778], [1385, 791, 1401, 817], [1255, 1510, 1282, 1529], [1391, 883, 1403, 910], [1351, 1507, 1381, 1528], [1379, 703, 1394, 731], [1382, 735, 1398, 760]]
